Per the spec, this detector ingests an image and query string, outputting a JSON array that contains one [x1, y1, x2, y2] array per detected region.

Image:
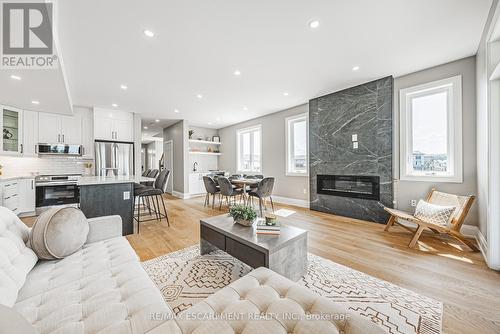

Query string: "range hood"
[[36, 143, 82, 156]]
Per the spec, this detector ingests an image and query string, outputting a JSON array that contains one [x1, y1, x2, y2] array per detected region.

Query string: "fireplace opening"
[[317, 175, 380, 200]]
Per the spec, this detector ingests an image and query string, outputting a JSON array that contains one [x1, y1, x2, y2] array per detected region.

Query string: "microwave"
[[37, 143, 82, 156]]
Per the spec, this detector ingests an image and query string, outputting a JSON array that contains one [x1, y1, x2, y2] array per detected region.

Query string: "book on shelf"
[[256, 230, 280, 235]]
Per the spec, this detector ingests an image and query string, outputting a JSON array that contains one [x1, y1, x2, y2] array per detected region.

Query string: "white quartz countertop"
[[0, 175, 37, 182], [77, 175, 155, 186]]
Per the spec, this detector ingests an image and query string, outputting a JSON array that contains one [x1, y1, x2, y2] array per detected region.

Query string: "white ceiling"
[[9, 0, 493, 128]]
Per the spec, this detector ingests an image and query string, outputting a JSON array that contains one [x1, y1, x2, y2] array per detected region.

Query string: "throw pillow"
[[414, 200, 456, 226], [29, 207, 89, 260]]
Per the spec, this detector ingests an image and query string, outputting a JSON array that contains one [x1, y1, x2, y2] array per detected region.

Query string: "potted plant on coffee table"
[[229, 205, 257, 227]]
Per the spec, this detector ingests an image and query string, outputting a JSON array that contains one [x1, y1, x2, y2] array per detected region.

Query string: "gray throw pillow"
[[29, 207, 89, 260]]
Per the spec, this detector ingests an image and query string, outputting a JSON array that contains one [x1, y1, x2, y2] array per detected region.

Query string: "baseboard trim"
[[271, 195, 310, 208], [172, 191, 190, 199], [475, 229, 489, 267]]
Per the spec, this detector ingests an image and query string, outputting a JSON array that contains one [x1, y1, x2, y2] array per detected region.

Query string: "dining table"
[[230, 178, 262, 204]]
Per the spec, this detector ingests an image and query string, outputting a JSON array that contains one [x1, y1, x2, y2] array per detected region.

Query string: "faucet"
[[193, 162, 198, 172]]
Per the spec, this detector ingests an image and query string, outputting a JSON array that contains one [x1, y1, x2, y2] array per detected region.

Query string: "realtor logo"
[[1, 1, 58, 69]]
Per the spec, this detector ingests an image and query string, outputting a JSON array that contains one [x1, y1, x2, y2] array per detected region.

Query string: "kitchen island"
[[78, 175, 154, 235]]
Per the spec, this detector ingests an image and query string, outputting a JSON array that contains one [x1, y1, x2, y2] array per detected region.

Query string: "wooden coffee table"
[[200, 214, 308, 281]]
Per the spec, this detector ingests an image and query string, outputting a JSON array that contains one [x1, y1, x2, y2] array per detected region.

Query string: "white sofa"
[[0, 206, 384, 334]]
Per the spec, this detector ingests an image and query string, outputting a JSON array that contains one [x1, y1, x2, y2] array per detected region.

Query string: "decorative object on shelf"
[[229, 204, 257, 227], [205, 136, 211, 141], [208, 147, 213, 152], [212, 135, 220, 143], [197, 136, 203, 140], [0, 164, 2, 176], [265, 213, 277, 226], [3, 128, 13, 139], [188, 130, 194, 139]]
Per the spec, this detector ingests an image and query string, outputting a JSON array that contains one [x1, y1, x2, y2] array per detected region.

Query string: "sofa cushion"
[[14, 261, 175, 334], [175, 267, 385, 334], [18, 236, 139, 301], [30, 207, 89, 260], [0, 206, 38, 307]]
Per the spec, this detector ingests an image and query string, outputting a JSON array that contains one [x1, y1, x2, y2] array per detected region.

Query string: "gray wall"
[[163, 120, 188, 194], [218, 104, 309, 202], [394, 56, 478, 227]]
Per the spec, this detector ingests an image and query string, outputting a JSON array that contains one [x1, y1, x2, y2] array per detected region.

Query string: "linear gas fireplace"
[[317, 175, 380, 201]]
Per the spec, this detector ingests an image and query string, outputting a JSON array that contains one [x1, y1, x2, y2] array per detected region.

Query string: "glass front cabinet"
[[1, 106, 24, 155]]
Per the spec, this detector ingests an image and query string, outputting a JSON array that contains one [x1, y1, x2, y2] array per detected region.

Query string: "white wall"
[[393, 56, 478, 227], [163, 120, 189, 194], [218, 104, 309, 203]]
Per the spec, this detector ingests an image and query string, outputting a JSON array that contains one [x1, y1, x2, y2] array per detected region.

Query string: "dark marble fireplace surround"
[[309, 76, 393, 223]]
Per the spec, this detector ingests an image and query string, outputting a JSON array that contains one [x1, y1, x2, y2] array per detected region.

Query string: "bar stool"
[[134, 169, 170, 233]]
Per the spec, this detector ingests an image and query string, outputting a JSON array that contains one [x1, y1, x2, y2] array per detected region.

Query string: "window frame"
[[285, 113, 309, 176], [399, 75, 463, 183], [236, 124, 262, 173]]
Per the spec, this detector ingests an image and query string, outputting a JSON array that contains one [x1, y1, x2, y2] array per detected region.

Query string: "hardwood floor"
[[23, 195, 500, 333], [126, 194, 500, 334]]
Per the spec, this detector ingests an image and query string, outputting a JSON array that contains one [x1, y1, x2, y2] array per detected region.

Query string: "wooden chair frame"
[[384, 189, 478, 251]]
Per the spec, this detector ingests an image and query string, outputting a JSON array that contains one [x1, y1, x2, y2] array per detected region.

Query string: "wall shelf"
[[189, 139, 221, 145], [189, 151, 221, 156]]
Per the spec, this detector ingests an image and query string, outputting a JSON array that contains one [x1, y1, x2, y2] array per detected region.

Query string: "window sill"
[[286, 172, 309, 177], [400, 175, 463, 183]]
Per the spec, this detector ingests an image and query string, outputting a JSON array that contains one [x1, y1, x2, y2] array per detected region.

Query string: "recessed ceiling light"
[[112, 103, 118, 107], [234, 70, 241, 76], [283, 92, 289, 96], [352, 65, 360, 71], [31, 100, 40, 105], [174, 109, 180, 113], [208, 122, 212, 125], [143, 29, 155, 37], [143, 126, 148, 129], [216, 117, 221, 121], [243, 106, 248, 111], [309, 20, 320, 29], [196, 94, 203, 99], [10, 75, 21, 80], [120, 84, 128, 90], [155, 119, 160, 123]]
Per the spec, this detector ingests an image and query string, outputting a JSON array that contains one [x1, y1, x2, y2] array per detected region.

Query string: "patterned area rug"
[[142, 245, 443, 334]]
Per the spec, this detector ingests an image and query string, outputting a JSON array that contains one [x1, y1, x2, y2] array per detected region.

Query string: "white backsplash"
[[0, 156, 93, 177]]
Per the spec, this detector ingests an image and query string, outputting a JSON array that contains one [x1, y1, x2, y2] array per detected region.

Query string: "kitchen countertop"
[[77, 175, 155, 186], [0, 175, 37, 181]]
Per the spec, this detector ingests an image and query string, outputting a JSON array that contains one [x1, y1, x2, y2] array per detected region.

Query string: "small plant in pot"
[[229, 205, 257, 227]]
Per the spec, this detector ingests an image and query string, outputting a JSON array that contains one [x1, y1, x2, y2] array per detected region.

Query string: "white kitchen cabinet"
[[1, 180, 20, 214], [80, 107, 94, 158], [18, 178, 35, 214], [0, 106, 23, 156], [94, 108, 134, 142], [38, 111, 82, 145], [189, 173, 209, 195], [22, 110, 38, 157]]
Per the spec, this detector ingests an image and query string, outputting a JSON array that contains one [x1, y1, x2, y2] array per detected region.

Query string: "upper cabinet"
[[0, 106, 23, 155], [94, 108, 134, 142], [23, 110, 38, 157], [38, 112, 81, 145]]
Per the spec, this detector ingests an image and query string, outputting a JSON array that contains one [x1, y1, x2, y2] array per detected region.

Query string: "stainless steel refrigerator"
[[94, 141, 134, 176]]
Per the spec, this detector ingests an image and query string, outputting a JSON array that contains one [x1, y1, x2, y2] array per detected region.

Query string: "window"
[[400, 75, 463, 182], [237, 125, 261, 172], [286, 113, 308, 176]]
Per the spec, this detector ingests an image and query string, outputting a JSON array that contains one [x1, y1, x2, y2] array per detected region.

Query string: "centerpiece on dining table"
[[228, 204, 257, 226]]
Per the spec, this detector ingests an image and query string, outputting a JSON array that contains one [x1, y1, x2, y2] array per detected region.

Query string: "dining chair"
[[247, 177, 275, 216], [218, 177, 244, 211], [134, 169, 171, 233], [203, 176, 220, 209], [141, 169, 150, 177]]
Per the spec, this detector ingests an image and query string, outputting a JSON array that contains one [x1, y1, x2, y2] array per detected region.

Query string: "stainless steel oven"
[[35, 174, 81, 212]]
